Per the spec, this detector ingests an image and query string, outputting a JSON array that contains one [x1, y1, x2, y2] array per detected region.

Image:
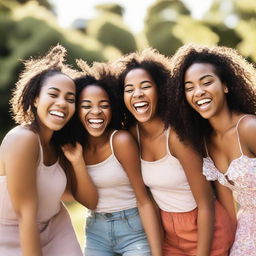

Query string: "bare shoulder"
[[237, 115, 256, 153], [1, 126, 39, 156], [111, 130, 138, 158]]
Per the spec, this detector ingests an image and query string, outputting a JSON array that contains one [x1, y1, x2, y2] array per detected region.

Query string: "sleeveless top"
[[203, 115, 256, 209], [0, 136, 67, 225], [137, 126, 197, 212], [87, 130, 137, 213]]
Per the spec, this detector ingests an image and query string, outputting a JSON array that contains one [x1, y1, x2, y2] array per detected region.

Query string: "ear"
[[34, 97, 39, 108], [224, 85, 229, 94]]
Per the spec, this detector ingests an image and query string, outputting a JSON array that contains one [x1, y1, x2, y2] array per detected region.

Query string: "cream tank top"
[[87, 130, 137, 213], [0, 136, 67, 224], [137, 126, 197, 212]]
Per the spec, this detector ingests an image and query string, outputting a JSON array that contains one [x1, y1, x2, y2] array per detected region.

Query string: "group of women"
[[0, 43, 255, 256]]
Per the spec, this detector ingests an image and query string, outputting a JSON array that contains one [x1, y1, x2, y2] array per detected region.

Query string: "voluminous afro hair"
[[70, 59, 122, 146], [115, 48, 172, 129], [166, 43, 256, 155], [10, 44, 79, 125]]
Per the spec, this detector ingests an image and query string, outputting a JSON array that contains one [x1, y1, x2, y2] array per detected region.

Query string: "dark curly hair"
[[115, 48, 172, 129], [165, 43, 256, 155], [70, 60, 122, 147]]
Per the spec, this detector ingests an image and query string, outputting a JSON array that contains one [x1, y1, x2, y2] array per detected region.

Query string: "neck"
[[208, 107, 238, 135], [87, 129, 111, 149], [138, 117, 165, 138]]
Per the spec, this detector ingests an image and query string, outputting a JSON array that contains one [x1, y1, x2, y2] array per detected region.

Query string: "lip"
[[87, 118, 104, 129], [49, 109, 66, 119], [133, 101, 149, 114], [194, 97, 212, 111]]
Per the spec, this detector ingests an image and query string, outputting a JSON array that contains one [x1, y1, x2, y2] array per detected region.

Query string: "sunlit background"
[[1, 0, 256, 248]]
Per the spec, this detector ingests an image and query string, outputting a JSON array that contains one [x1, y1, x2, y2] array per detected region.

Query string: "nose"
[[56, 96, 67, 108], [133, 88, 143, 98], [91, 106, 102, 115], [194, 85, 205, 97]]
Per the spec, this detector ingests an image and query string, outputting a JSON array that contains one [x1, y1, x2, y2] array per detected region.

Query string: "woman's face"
[[78, 85, 112, 137], [123, 68, 158, 123], [184, 63, 228, 120], [34, 73, 76, 131]]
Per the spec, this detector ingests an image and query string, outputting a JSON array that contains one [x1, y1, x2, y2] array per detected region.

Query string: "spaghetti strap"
[[204, 138, 210, 157], [165, 127, 171, 155], [109, 130, 118, 154], [36, 134, 43, 165], [235, 115, 250, 155]]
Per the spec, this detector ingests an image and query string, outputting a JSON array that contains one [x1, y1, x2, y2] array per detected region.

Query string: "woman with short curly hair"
[[0, 45, 86, 256], [168, 43, 256, 255], [117, 48, 234, 256]]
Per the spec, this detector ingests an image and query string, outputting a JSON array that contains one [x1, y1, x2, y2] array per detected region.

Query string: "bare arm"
[[214, 181, 237, 234], [113, 130, 163, 256], [170, 129, 214, 256], [4, 129, 42, 256], [62, 142, 98, 209]]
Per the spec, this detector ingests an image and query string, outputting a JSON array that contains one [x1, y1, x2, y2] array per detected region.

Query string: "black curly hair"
[[115, 48, 172, 129], [70, 61, 122, 147], [165, 43, 256, 155]]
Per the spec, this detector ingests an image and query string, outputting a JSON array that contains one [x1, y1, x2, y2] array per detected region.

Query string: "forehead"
[[80, 84, 109, 99], [42, 73, 75, 91], [125, 68, 153, 83], [185, 63, 217, 79]]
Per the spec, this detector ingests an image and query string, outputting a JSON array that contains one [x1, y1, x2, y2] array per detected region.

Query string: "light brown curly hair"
[[10, 44, 79, 125]]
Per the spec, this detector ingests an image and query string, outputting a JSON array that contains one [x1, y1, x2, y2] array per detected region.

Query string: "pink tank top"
[[0, 136, 67, 224], [137, 126, 197, 212]]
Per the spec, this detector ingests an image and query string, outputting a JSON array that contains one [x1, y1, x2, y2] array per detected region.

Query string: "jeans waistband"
[[89, 207, 139, 221]]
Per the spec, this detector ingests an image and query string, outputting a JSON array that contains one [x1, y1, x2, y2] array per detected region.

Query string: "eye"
[[142, 84, 152, 89], [81, 105, 91, 109], [185, 86, 194, 92], [100, 104, 110, 109], [66, 98, 75, 103], [124, 88, 134, 93], [203, 81, 212, 86], [48, 93, 57, 98]]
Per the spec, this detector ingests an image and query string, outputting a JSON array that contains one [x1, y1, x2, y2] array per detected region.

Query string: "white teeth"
[[88, 119, 103, 124], [50, 110, 65, 118], [197, 99, 211, 106], [134, 102, 148, 108]]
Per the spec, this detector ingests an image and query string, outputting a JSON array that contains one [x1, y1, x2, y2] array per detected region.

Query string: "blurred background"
[[1, 0, 256, 248]]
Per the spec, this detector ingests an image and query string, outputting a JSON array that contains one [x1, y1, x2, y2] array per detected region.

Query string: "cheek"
[[124, 94, 132, 109]]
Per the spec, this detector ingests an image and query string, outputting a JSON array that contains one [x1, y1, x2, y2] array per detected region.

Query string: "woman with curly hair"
[[168, 43, 256, 255], [0, 45, 87, 256], [61, 60, 163, 256], [117, 48, 234, 256]]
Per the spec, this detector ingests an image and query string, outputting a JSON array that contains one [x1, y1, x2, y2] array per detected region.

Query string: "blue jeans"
[[84, 207, 151, 256]]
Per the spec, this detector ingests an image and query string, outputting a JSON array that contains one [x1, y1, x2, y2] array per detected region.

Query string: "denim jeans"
[[84, 207, 151, 256]]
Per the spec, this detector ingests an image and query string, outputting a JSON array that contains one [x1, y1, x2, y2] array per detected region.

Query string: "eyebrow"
[[80, 99, 110, 103], [124, 80, 152, 87], [48, 87, 75, 96], [184, 74, 214, 85]]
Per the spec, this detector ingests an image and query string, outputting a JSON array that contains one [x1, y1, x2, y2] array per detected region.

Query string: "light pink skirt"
[[0, 203, 82, 256]]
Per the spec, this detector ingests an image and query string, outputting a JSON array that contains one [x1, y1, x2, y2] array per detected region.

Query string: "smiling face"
[[34, 73, 76, 131], [78, 85, 111, 137], [184, 63, 228, 120], [123, 68, 158, 123]]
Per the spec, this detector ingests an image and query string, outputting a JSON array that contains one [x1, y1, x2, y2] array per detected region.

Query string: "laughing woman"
[[167, 43, 256, 256], [117, 48, 234, 256], [0, 45, 83, 256], [61, 61, 163, 256]]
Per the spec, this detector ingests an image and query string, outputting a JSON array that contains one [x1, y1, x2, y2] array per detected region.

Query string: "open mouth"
[[196, 98, 212, 110], [133, 101, 149, 114], [49, 110, 65, 119], [88, 118, 104, 128]]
